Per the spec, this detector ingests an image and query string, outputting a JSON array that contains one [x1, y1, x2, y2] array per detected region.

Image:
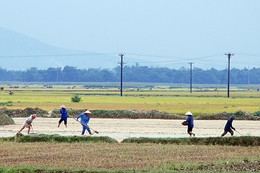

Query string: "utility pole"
[[225, 53, 234, 98], [119, 53, 124, 96], [189, 62, 193, 93]]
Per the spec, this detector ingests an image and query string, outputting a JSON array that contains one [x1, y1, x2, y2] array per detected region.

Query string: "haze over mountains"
[[0, 27, 119, 70], [0, 27, 260, 70]]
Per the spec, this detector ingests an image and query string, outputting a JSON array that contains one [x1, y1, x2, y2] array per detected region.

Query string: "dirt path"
[[0, 118, 259, 142]]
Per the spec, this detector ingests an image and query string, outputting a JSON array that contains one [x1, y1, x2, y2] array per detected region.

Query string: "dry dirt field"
[[1, 142, 259, 170], [0, 118, 260, 141]]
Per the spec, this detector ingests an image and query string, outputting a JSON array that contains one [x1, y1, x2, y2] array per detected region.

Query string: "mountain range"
[[1, 27, 259, 70], [0, 27, 119, 70]]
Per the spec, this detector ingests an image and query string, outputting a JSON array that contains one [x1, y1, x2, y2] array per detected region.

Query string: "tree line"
[[0, 65, 259, 84]]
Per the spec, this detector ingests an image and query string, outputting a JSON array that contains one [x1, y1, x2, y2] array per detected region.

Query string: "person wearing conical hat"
[[76, 110, 93, 135], [221, 114, 236, 137], [58, 105, 69, 128], [183, 111, 195, 137]]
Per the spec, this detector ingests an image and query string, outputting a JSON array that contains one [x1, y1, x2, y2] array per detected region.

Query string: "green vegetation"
[[0, 113, 14, 125], [196, 110, 260, 120], [0, 134, 117, 143], [0, 167, 128, 173], [1, 107, 48, 117], [2, 107, 260, 120], [51, 109, 183, 119], [122, 136, 260, 146], [1, 65, 260, 84], [0, 160, 259, 173], [0, 101, 12, 106], [1, 135, 260, 147], [254, 110, 260, 116], [71, 94, 81, 102], [1, 85, 260, 116]]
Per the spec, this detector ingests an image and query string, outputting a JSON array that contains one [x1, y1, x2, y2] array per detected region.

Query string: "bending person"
[[17, 114, 37, 134], [221, 115, 236, 136], [76, 110, 92, 135]]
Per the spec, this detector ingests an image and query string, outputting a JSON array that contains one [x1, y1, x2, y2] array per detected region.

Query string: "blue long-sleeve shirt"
[[184, 115, 194, 128], [60, 108, 68, 120], [76, 113, 90, 125], [224, 118, 234, 131]]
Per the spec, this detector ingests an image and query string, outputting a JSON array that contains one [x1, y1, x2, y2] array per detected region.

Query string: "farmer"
[[76, 110, 93, 135], [183, 111, 195, 137], [221, 114, 236, 136], [17, 114, 36, 134], [58, 105, 69, 127]]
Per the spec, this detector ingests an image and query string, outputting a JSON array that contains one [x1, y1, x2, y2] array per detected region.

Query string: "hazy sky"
[[0, 0, 260, 69]]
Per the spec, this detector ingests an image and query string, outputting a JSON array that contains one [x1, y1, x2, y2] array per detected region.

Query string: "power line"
[[235, 53, 260, 57], [125, 53, 224, 64], [0, 52, 118, 58]]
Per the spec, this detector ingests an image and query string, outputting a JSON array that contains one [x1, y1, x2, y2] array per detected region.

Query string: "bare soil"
[[0, 118, 259, 142]]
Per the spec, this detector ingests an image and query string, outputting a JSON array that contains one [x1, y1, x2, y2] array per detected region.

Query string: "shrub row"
[[1, 107, 260, 120], [196, 110, 260, 120], [0, 107, 48, 117], [0, 134, 118, 143], [0, 167, 119, 173], [52, 109, 183, 119], [1, 134, 260, 146], [122, 136, 260, 146]]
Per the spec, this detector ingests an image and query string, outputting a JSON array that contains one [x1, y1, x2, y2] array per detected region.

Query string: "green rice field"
[[0, 84, 260, 115]]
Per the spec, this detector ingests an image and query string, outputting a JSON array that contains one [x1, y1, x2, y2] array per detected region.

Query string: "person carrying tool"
[[17, 114, 36, 134], [76, 110, 93, 135], [183, 111, 195, 137], [221, 114, 236, 136], [58, 105, 69, 128]]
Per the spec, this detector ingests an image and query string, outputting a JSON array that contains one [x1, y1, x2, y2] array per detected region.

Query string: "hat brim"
[[85, 110, 91, 114]]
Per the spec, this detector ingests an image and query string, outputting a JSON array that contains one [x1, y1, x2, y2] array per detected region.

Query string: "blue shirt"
[[185, 115, 194, 128], [77, 113, 90, 124], [224, 118, 234, 131], [60, 108, 68, 120]]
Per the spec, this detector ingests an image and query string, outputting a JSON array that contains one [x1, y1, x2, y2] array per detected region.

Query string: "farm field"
[[1, 117, 260, 172], [0, 84, 260, 115], [1, 118, 260, 141], [1, 85, 260, 172], [0, 142, 259, 171]]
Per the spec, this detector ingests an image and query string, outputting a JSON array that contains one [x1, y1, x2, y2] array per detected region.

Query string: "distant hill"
[[0, 27, 118, 70]]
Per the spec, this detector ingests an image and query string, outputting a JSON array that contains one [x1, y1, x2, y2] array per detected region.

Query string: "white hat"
[[185, 111, 193, 116], [84, 110, 91, 114], [60, 105, 66, 108]]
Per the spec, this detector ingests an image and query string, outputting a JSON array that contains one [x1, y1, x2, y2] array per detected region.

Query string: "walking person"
[[221, 115, 236, 136], [58, 105, 69, 128], [76, 110, 93, 135], [17, 114, 37, 134], [183, 111, 195, 137]]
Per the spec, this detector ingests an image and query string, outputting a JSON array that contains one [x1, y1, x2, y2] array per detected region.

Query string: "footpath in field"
[[0, 118, 260, 142]]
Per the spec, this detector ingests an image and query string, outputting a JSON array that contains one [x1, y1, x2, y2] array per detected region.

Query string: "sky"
[[0, 0, 260, 69]]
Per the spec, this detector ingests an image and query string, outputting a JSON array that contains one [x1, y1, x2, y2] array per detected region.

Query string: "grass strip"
[[0, 159, 259, 173], [0, 166, 133, 173], [0, 134, 118, 143], [122, 136, 260, 146]]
